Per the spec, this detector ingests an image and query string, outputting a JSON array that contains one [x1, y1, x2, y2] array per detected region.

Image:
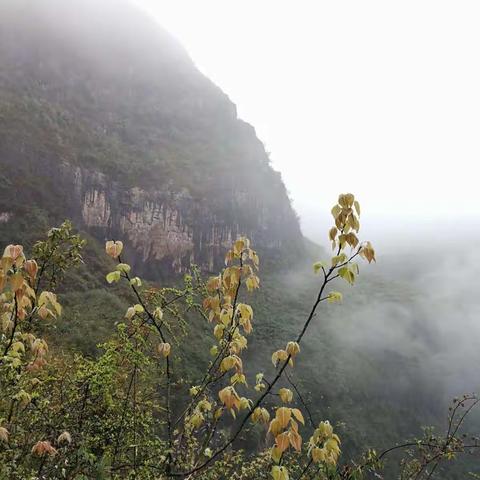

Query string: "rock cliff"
[[0, 0, 304, 277]]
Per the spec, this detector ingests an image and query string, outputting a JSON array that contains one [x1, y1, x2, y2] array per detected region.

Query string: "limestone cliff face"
[[46, 161, 301, 278], [76, 167, 198, 274], [0, 0, 305, 277]]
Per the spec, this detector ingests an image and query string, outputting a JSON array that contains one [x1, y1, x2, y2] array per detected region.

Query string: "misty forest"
[[0, 1, 479, 479]]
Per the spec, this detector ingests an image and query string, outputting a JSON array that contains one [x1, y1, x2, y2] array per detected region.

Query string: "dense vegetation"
[[0, 0, 304, 275], [0, 2, 479, 478], [1, 195, 479, 479]]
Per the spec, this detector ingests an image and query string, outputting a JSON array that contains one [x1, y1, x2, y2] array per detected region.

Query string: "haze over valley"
[[0, 1, 479, 479]]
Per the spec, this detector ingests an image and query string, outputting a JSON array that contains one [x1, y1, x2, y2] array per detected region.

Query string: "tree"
[[0, 194, 478, 479]]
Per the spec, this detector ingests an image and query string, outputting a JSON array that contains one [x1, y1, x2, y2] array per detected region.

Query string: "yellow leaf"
[[220, 356, 236, 372], [271, 466, 289, 480], [278, 388, 293, 403], [245, 275, 260, 291], [10, 273, 24, 292], [312, 446, 327, 463], [231, 372, 246, 385], [331, 254, 347, 266], [360, 241, 376, 263], [206, 275, 221, 292], [218, 386, 240, 410], [289, 429, 302, 451], [3, 244, 24, 262], [105, 240, 123, 259], [0, 427, 9, 442], [276, 407, 292, 428], [271, 349, 288, 366], [318, 420, 334, 438], [313, 261, 327, 274], [338, 266, 355, 285], [197, 399, 212, 412], [328, 227, 338, 242], [31, 440, 57, 457], [346, 232, 359, 248], [271, 445, 282, 463], [237, 303, 253, 321], [220, 308, 233, 326], [331, 205, 341, 219], [214, 324, 225, 340], [157, 342, 171, 358], [233, 239, 245, 255], [327, 292, 343, 303], [343, 193, 355, 207], [354, 200, 361, 216], [106, 271, 121, 284], [190, 412, 204, 428], [37, 305, 49, 320], [57, 431, 72, 444], [249, 250, 260, 268], [153, 307, 163, 320], [268, 418, 283, 436], [285, 341, 300, 357], [275, 431, 290, 453], [292, 408, 305, 425], [260, 407, 270, 423], [24, 259, 38, 280], [130, 276, 142, 287], [116, 263, 131, 273], [239, 397, 251, 410]]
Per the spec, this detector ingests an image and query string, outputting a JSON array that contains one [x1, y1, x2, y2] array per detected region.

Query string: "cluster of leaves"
[[0, 195, 479, 479], [32, 220, 86, 292]]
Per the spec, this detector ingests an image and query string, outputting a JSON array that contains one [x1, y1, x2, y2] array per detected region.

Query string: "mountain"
[[0, 0, 304, 278], [3, 4, 475, 478]]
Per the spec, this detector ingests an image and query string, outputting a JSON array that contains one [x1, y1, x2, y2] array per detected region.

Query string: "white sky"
[[135, 0, 479, 246]]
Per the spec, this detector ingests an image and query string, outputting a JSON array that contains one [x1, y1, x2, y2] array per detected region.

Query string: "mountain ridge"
[[0, 0, 304, 277]]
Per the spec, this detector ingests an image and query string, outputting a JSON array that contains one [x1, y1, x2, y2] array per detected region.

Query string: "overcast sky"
[[135, 0, 479, 247]]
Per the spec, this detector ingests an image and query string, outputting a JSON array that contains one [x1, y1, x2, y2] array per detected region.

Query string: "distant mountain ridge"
[[0, 0, 304, 277]]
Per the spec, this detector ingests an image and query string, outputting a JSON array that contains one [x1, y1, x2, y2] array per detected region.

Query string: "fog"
[[4, 0, 480, 450], [338, 246, 480, 398], [136, 0, 480, 250], [34, 0, 478, 408], [137, 0, 480, 451]]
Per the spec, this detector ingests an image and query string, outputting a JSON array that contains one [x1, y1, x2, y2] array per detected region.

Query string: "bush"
[[0, 195, 478, 479]]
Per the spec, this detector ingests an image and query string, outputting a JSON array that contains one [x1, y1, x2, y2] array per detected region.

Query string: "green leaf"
[[130, 277, 142, 287], [331, 253, 347, 266], [133, 304, 144, 313], [116, 263, 131, 274], [106, 271, 121, 284], [313, 261, 327, 274], [338, 266, 355, 285], [327, 291, 343, 303]]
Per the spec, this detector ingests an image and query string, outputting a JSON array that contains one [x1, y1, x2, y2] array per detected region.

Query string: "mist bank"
[[248, 230, 480, 455], [331, 246, 480, 399], [300, 210, 480, 255]]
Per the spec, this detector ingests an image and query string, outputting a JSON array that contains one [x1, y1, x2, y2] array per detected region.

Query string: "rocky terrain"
[[0, 0, 304, 277]]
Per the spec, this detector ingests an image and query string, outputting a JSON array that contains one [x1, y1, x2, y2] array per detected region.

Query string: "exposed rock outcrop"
[[0, 0, 305, 278]]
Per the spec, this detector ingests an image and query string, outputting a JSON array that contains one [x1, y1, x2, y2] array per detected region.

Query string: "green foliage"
[[0, 198, 479, 480], [32, 220, 86, 292]]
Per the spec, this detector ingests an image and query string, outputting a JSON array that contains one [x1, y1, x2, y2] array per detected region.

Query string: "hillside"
[[0, 0, 304, 278], [0, 2, 479, 478]]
